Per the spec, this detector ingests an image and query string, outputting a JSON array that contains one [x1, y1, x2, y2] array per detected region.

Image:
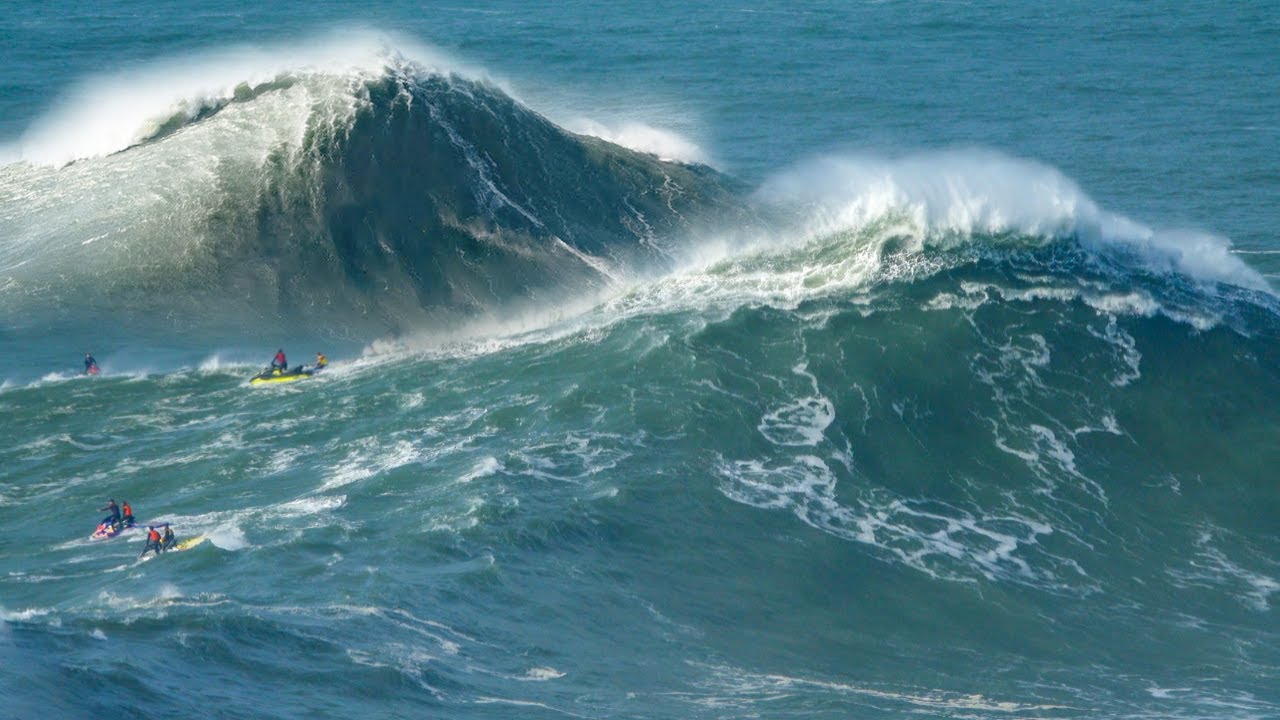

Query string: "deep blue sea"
[[2, 3, 1278, 718]]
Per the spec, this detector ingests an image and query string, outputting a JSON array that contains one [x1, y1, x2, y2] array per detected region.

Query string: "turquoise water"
[[2, 3, 1278, 718]]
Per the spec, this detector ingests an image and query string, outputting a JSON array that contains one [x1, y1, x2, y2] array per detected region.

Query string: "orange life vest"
[[148, 529, 160, 543]]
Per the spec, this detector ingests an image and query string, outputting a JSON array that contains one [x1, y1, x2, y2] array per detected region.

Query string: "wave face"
[[0, 51, 750, 355], [3, 225, 1278, 718]]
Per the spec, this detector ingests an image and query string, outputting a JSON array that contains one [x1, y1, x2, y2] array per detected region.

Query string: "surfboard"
[[171, 535, 207, 552]]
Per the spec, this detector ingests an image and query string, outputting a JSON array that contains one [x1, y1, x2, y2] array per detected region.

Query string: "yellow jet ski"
[[249, 365, 317, 385]]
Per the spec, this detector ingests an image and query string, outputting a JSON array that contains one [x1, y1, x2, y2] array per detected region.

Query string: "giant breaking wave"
[[0, 38, 753, 349], [0, 36, 1272, 368]]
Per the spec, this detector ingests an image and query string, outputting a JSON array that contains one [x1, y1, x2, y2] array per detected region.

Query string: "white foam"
[[1147, 686, 1189, 699], [472, 697, 583, 716], [265, 447, 310, 475], [95, 586, 181, 612], [1087, 316, 1142, 387], [320, 439, 423, 492], [759, 150, 1092, 245], [7, 24, 711, 181], [206, 525, 249, 551], [320, 462, 376, 492], [757, 364, 835, 446], [196, 354, 260, 373], [520, 667, 566, 681], [458, 456, 503, 483], [154, 583, 183, 601], [1082, 291, 1161, 317], [1168, 528, 1280, 611], [0, 607, 51, 623], [35, 371, 78, 384], [273, 495, 346, 517], [924, 288, 988, 312], [757, 149, 1270, 292], [715, 452, 1074, 586], [427, 496, 487, 533], [1029, 424, 1079, 478], [9, 29, 462, 167], [1161, 307, 1223, 332], [924, 278, 1219, 336], [565, 117, 709, 165], [996, 285, 1082, 304], [971, 328, 1112, 504], [691, 663, 1071, 713]]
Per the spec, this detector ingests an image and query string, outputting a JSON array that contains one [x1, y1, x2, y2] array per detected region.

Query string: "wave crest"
[[757, 149, 1269, 292]]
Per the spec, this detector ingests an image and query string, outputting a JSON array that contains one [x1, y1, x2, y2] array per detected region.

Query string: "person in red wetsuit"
[[140, 526, 163, 558], [120, 501, 135, 528], [270, 349, 287, 373]]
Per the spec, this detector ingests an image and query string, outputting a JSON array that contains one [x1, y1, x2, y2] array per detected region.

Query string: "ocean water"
[[2, 2, 1278, 718]]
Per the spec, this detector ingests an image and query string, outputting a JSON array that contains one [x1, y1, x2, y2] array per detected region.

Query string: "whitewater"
[[2, 3, 1278, 719]]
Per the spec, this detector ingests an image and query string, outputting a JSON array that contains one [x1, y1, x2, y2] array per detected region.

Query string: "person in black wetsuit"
[[84, 353, 99, 375], [99, 499, 121, 529], [161, 524, 175, 552], [270, 349, 287, 372]]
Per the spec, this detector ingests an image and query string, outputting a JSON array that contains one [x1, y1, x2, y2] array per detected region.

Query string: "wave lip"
[[757, 149, 1270, 293], [565, 117, 710, 165], [7, 30, 458, 168]]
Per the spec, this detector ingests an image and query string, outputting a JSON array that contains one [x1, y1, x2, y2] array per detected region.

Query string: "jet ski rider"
[[99, 499, 122, 530]]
